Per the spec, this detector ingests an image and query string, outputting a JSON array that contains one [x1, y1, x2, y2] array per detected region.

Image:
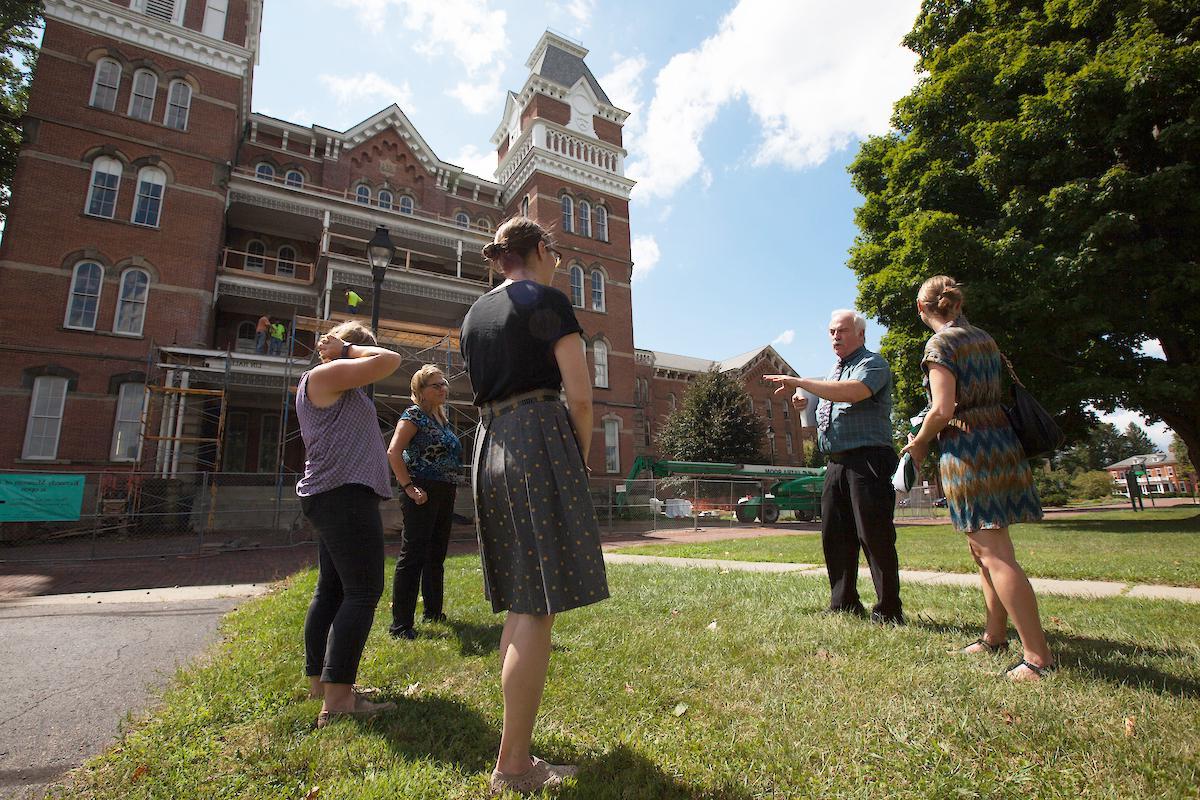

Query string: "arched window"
[[569, 264, 584, 308], [593, 340, 609, 388], [578, 200, 591, 237], [786, 432, 794, 456], [561, 194, 573, 233], [65, 261, 103, 330], [235, 320, 256, 353], [127, 69, 157, 121], [604, 418, 620, 473], [595, 204, 608, 241], [90, 58, 121, 111], [111, 382, 144, 462], [114, 268, 150, 336], [355, 184, 370, 204], [132, 166, 166, 227], [255, 162, 275, 180], [455, 211, 470, 228], [377, 189, 393, 210], [590, 269, 605, 312], [245, 240, 266, 272], [86, 156, 122, 218], [520, 195, 529, 217], [398, 195, 414, 214], [164, 79, 191, 130], [22, 376, 68, 460], [276, 245, 296, 278], [477, 218, 492, 232], [284, 169, 304, 188]]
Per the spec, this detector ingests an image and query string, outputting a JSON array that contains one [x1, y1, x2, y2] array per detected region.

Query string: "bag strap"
[[999, 351, 1025, 388]]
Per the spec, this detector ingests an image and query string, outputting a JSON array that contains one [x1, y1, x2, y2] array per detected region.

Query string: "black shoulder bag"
[[999, 353, 1064, 459]]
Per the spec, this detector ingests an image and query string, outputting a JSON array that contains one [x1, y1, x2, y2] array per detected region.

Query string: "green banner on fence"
[[0, 474, 86, 522]]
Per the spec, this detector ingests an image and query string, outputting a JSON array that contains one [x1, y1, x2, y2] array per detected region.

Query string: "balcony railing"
[[231, 168, 497, 235], [221, 247, 315, 285]]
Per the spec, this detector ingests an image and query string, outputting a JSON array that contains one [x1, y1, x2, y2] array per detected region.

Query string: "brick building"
[[1, 1, 811, 494], [1105, 453, 1195, 496]]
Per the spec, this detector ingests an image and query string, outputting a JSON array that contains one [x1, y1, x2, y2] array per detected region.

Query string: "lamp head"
[[366, 225, 395, 280]]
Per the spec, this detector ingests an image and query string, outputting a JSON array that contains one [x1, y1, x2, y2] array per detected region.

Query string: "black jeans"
[[820, 446, 903, 619], [391, 477, 457, 631], [301, 483, 385, 684]]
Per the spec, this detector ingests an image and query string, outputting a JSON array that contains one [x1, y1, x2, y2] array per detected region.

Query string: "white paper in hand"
[[893, 452, 916, 493]]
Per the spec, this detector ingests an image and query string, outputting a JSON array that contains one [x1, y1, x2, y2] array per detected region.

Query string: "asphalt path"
[[0, 596, 242, 799]]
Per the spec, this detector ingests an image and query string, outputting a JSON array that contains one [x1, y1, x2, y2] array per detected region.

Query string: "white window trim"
[[111, 382, 145, 462], [398, 195, 414, 214], [377, 189, 393, 210], [245, 240, 267, 272], [561, 194, 573, 233], [255, 162, 275, 180], [595, 204, 608, 241], [127, 68, 157, 121], [578, 200, 591, 237], [85, 157, 122, 219], [133, 0, 186, 25], [355, 184, 371, 204], [604, 417, 621, 473], [22, 376, 68, 460], [593, 340, 609, 389], [569, 264, 584, 308], [455, 211, 470, 228], [113, 268, 150, 337], [202, 0, 229, 38], [131, 166, 166, 227], [64, 261, 104, 331], [590, 268, 606, 312], [90, 58, 121, 111], [276, 245, 296, 277], [284, 169, 304, 187], [164, 79, 191, 130]]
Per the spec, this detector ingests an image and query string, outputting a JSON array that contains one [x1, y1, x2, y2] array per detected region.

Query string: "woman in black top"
[[461, 217, 609, 794]]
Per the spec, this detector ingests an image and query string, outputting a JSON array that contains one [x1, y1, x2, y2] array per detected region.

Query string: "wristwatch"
[[399, 482, 412, 491], [341, 341, 353, 359]]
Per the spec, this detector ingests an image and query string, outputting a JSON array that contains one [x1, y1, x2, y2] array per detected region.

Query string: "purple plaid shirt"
[[295, 371, 393, 500]]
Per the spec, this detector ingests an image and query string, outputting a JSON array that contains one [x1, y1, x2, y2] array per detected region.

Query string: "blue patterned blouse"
[[400, 405, 462, 484]]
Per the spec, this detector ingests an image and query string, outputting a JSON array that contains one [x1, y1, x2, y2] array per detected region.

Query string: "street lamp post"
[[364, 226, 396, 401], [766, 425, 775, 465]]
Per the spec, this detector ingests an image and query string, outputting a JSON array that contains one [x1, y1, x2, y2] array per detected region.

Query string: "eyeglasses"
[[424, 381, 449, 389], [546, 244, 562, 266]]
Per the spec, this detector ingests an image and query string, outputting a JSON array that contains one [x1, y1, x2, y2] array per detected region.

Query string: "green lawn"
[[49, 556, 1200, 799], [616, 509, 1200, 587]]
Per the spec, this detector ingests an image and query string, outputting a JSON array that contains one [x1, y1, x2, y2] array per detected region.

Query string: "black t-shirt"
[[460, 280, 583, 405]]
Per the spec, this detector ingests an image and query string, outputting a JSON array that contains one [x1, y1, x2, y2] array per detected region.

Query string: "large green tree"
[[849, 1, 1200, 463], [0, 2, 41, 224], [655, 370, 765, 463], [1123, 421, 1156, 455]]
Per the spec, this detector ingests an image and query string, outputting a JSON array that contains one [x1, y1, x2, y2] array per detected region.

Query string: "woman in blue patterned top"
[[901, 276, 1054, 681], [386, 364, 462, 639]]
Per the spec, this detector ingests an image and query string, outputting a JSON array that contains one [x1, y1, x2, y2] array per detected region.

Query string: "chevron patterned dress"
[[922, 317, 1042, 533]]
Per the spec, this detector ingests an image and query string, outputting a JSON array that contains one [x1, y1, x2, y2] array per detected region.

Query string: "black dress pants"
[[391, 477, 457, 632], [820, 446, 903, 619], [301, 484, 385, 684]]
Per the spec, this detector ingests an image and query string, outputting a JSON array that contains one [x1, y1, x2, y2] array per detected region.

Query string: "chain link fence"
[[1, 469, 942, 563]]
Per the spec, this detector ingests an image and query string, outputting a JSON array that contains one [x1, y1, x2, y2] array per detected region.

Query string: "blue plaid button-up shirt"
[[816, 345, 895, 453]]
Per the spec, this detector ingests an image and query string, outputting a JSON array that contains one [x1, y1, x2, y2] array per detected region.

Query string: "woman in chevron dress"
[[901, 275, 1055, 681]]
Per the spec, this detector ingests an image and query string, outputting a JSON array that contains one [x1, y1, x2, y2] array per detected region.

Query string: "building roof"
[[526, 31, 612, 105], [646, 344, 801, 378], [1104, 452, 1175, 470], [651, 351, 717, 373]]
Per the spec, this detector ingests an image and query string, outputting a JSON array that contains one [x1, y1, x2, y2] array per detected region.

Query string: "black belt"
[[826, 446, 893, 464], [479, 389, 560, 421]]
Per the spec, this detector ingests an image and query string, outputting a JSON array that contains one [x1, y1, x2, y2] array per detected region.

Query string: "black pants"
[[301, 484, 385, 684], [391, 477, 457, 632], [820, 446, 903, 619]]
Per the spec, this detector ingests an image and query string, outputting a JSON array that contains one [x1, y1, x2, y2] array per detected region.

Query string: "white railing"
[[545, 129, 621, 173]]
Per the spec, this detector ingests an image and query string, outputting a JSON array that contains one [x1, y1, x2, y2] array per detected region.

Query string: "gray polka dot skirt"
[[471, 395, 610, 615]]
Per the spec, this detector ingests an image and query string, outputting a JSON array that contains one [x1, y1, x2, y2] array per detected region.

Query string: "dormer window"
[[355, 185, 371, 204], [134, 0, 184, 24]]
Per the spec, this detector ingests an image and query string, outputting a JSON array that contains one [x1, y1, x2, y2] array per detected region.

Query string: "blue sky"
[[200, 0, 1172, 450]]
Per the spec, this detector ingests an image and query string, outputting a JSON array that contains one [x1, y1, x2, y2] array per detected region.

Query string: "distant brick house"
[[1104, 453, 1195, 496]]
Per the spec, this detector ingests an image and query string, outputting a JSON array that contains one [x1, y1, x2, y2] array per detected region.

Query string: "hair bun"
[[481, 241, 508, 260]]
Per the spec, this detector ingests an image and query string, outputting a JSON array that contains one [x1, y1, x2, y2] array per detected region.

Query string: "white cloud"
[[631, 234, 660, 282], [453, 144, 497, 179], [333, 0, 507, 75], [598, 53, 646, 121], [450, 77, 502, 115], [627, 0, 921, 200], [319, 72, 413, 111], [1095, 407, 1174, 453], [565, 0, 595, 32], [772, 329, 795, 347]]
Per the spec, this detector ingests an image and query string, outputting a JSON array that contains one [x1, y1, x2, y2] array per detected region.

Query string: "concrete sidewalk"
[[604, 553, 1200, 604]]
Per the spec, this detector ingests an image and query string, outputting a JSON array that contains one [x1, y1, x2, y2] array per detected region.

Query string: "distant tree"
[[848, 1, 1200, 475], [0, 2, 41, 224], [1170, 433, 1195, 493], [1033, 469, 1071, 507], [1072, 470, 1116, 501], [1056, 422, 1132, 473], [656, 370, 765, 463], [804, 438, 827, 468], [1123, 422, 1156, 456]]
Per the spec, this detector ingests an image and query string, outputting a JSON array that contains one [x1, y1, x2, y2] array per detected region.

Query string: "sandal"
[[489, 757, 578, 795], [957, 637, 1009, 655], [316, 696, 396, 728], [1003, 658, 1057, 682]]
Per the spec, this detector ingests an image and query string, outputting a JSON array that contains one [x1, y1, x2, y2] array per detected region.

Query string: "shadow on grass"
[[440, 618, 571, 659], [372, 695, 497, 772], [1035, 514, 1200, 534], [562, 744, 755, 800], [912, 616, 1200, 699]]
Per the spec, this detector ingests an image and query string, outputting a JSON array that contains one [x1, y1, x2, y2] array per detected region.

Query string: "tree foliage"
[[1055, 421, 1137, 472], [1122, 421, 1156, 456], [656, 370, 765, 463], [1170, 432, 1195, 488], [849, 1, 1200, 466], [0, 2, 41, 224], [1072, 469, 1116, 500]]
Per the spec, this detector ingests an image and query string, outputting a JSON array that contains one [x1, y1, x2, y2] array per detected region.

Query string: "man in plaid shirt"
[[765, 310, 903, 624]]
